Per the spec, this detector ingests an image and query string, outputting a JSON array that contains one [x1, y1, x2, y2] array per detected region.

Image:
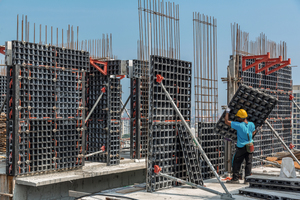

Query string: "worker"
[[224, 108, 260, 184]]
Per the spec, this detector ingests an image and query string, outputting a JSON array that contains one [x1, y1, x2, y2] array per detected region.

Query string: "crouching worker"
[[224, 108, 260, 184]]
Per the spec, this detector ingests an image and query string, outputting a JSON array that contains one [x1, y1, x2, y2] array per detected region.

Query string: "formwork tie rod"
[[155, 74, 233, 199], [154, 165, 232, 198], [120, 95, 131, 118], [85, 87, 106, 123], [265, 120, 300, 168], [0, 95, 6, 113]]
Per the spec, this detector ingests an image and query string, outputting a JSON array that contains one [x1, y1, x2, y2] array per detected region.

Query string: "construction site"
[[0, 1, 300, 200]]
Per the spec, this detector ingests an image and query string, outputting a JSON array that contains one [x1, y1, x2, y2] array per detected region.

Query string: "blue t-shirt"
[[231, 121, 255, 148]]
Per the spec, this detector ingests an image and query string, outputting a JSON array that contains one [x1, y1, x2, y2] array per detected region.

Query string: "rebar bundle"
[[138, 0, 180, 61], [193, 12, 218, 124]]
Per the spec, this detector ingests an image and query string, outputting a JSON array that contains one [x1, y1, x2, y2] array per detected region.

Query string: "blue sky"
[[0, 0, 299, 115]]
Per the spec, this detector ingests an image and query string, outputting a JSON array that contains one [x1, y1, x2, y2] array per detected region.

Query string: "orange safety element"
[[289, 143, 295, 150], [156, 74, 164, 83], [242, 52, 291, 75], [117, 75, 125, 80], [100, 145, 105, 152], [154, 165, 161, 174], [90, 57, 107, 75], [101, 87, 106, 93], [289, 94, 294, 101], [222, 177, 232, 181], [242, 52, 270, 71], [0, 46, 5, 55]]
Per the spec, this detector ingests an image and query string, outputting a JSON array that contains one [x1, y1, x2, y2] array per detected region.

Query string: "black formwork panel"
[[0, 75, 6, 113], [147, 56, 194, 192], [86, 64, 121, 166], [215, 84, 277, 141], [86, 69, 108, 163], [198, 122, 224, 180], [5, 41, 89, 176], [237, 56, 292, 167], [130, 60, 149, 159]]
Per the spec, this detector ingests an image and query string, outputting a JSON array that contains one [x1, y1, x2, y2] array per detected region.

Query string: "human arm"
[[252, 126, 262, 139], [224, 107, 231, 126]]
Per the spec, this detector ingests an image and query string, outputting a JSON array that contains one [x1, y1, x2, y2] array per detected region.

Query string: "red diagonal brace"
[[266, 58, 291, 75], [0, 46, 5, 55], [256, 56, 282, 74], [242, 52, 270, 71], [90, 57, 107, 75]]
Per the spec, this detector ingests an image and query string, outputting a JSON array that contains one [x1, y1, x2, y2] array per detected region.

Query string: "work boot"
[[226, 179, 240, 184]]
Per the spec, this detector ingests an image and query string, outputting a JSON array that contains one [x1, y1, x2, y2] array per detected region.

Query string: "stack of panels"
[[214, 84, 277, 141], [0, 75, 6, 113], [148, 56, 197, 192], [198, 122, 224, 180], [6, 40, 89, 176], [130, 60, 148, 159], [238, 57, 292, 167], [86, 63, 121, 166]]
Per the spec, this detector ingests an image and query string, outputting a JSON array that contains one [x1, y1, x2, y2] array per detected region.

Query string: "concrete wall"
[[13, 169, 146, 200]]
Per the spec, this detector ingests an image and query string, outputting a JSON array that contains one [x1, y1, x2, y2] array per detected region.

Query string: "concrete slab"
[[80, 179, 256, 200], [239, 187, 300, 199], [15, 159, 146, 187]]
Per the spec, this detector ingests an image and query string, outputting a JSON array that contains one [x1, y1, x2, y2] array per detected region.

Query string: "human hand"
[[226, 107, 230, 113]]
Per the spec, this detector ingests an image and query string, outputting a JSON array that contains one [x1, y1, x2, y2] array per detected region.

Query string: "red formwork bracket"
[[242, 52, 270, 72], [101, 87, 106, 93], [289, 143, 295, 150], [265, 58, 291, 75], [154, 165, 161, 174], [289, 95, 294, 101], [156, 74, 164, 83], [0, 46, 5, 55], [117, 75, 125, 80], [242, 52, 291, 75], [100, 145, 105, 152], [90, 57, 107, 75], [256, 56, 282, 74]]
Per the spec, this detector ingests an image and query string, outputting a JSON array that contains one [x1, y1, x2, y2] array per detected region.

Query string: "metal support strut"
[[155, 75, 233, 199], [154, 165, 232, 199], [265, 120, 300, 167], [120, 95, 131, 118], [79, 146, 105, 158], [290, 95, 300, 112], [85, 87, 106, 123]]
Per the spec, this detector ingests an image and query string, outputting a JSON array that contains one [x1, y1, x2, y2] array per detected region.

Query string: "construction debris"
[[265, 151, 300, 169]]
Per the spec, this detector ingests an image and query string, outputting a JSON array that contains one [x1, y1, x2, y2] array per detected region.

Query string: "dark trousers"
[[232, 146, 253, 180]]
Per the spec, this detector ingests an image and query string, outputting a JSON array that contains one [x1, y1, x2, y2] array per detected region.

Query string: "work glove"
[[255, 126, 262, 132], [226, 107, 230, 113]]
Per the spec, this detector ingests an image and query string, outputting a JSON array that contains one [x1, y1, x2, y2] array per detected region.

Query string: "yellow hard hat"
[[236, 109, 248, 119]]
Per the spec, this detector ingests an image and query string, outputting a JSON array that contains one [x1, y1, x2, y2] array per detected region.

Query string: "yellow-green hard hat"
[[235, 109, 248, 118]]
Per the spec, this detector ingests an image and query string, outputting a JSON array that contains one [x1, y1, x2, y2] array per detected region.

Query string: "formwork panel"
[[147, 55, 196, 192], [130, 60, 149, 159], [214, 84, 278, 141], [86, 62, 121, 166], [5, 41, 89, 176]]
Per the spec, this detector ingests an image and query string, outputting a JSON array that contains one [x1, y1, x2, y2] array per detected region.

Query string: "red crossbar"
[[90, 57, 107, 75]]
